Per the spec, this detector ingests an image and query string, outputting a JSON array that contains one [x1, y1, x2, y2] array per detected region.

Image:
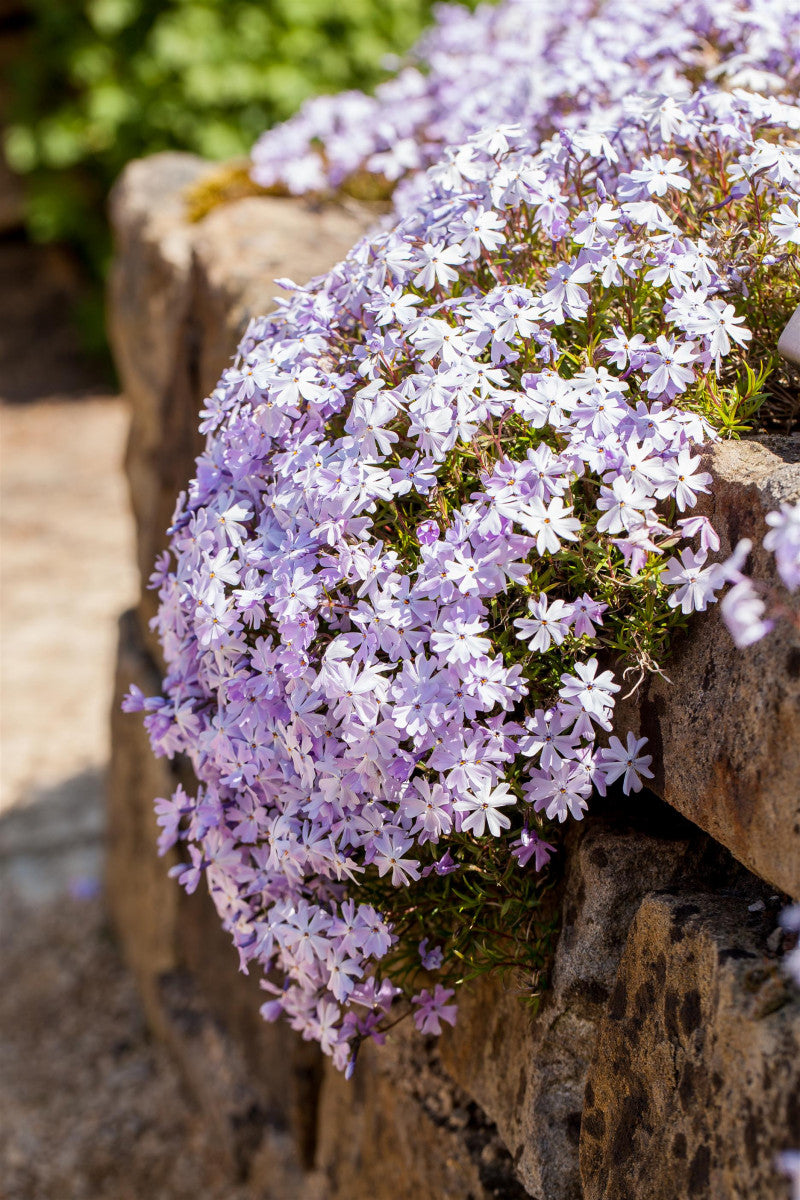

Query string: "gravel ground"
[[0, 893, 256, 1200], [0, 392, 258, 1198]]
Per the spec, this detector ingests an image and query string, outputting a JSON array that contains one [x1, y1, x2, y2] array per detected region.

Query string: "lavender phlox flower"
[[677, 515, 720, 554], [371, 831, 421, 887], [413, 241, 467, 290], [571, 593, 607, 638], [400, 777, 454, 842], [416, 518, 441, 546], [644, 335, 697, 399], [720, 579, 775, 648], [651, 448, 713, 511], [571, 386, 631, 440], [597, 732, 654, 794], [543, 258, 594, 322], [564, 659, 617, 701], [430, 614, 492, 664], [524, 761, 592, 823], [519, 708, 581, 771], [419, 938, 445, 970], [510, 826, 556, 870], [603, 326, 648, 371], [153, 785, 193, 854], [682, 299, 752, 371], [770, 201, 800, 245], [661, 547, 723, 614], [572, 201, 620, 248], [390, 453, 438, 495], [420, 849, 460, 877], [516, 372, 579, 429], [453, 205, 507, 256], [453, 779, 516, 837], [122, 684, 166, 713], [411, 984, 457, 1035], [628, 154, 689, 197], [513, 593, 574, 652], [763, 502, 800, 591], [516, 496, 582, 555], [326, 946, 363, 1002], [596, 475, 657, 534]]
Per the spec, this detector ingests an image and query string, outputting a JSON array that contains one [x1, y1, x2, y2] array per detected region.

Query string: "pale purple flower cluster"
[[130, 30, 800, 1071], [251, 0, 800, 209], [719, 501, 800, 647]]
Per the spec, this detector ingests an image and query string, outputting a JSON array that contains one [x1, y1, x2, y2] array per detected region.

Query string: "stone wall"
[[107, 153, 800, 1199]]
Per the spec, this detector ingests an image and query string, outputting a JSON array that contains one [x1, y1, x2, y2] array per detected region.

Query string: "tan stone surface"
[[190, 193, 375, 401], [438, 814, 723, 1199], [311, 1033, 528, 1200], [619, 435, 800, 900], [109, 608, 322, 1176], [580, 890, 800, 1200], [108, 153, 375, 624], [107, 152, 211, 603], [107, 608, 182, 1008]]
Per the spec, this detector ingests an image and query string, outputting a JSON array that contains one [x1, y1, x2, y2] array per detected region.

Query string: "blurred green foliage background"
[[4, 0, 474, 342]]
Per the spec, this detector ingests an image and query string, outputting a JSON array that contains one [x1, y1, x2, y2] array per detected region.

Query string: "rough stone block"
[[619, 435, 800, 900], [108, 608, 320, 1178], [108, 153, 209, 608], [438, 813, 726, 1199], [107, 607, 183, 1009], [310, 1034, 529, 1200], [106, 151, 800, 1199], [108, 152, 375, 638], [580, 890, 800, 1200]]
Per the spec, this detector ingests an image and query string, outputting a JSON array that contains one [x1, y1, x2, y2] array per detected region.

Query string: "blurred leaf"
[[6, 0, 481, 350], [87, 0, 140, 36], [4, 126, 38, 174]]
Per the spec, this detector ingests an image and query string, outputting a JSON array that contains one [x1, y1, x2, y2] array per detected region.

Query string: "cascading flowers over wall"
[[127, 2, 800, 1081]]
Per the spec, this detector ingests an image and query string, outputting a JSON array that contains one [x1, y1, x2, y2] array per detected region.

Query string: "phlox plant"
[[251, 0, 800, 221], [128, 0, 800, 1078]]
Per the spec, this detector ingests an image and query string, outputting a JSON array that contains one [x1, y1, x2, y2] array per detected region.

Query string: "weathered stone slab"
[[108, 607, 182, 1007], [437, 813, 736, 1199], [619, 435, 800, 901], [309, 1032, 529, 1200], [108, 608, 320, 1177], [580, 890, 800, 1200], [108, 153, 375, 643], [106, 151, 800, 1198], [108, 153, 209, 607]]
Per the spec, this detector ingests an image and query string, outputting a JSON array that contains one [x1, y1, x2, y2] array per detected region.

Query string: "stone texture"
[[580, 890, 800, 1200], [108, 152, 375, 642], [308, 1032, 529, 1200], [105, 151, 800, 1199], [437, 809, 749, 1199], [108, 153, 208, 609], [108, 608, 320, 1178], [108, 608, 182, 1007], [619, 435, 800, 901]]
